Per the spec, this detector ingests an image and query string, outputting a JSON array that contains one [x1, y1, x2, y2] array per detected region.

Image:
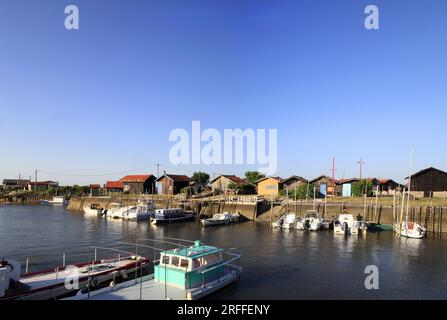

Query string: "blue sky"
[[1, 0, 447, 185]]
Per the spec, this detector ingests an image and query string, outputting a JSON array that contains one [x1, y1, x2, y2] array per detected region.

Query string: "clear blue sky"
[[1, 0, 446, 185]]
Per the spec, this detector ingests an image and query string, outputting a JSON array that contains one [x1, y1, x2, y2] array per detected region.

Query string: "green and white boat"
[[67, 240, 242, 300]]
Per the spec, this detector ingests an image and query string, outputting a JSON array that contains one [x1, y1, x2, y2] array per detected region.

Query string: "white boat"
[[65, 240, 242, 300], [123, 201, 156, 221], [150, 208, 194, 225], [334, 214, 360, 235], [281, 213, 297, 229], [394, 222, 426, 239], [41, 196, 66, 205], [296, 210, 323, 231], [1, 255, 148, 300], [108, 203, 134, 219], [83, 203, 107, 216], [201, 212, 240, 227]]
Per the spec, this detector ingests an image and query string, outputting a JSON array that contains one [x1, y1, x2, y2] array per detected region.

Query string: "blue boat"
[[67, 240, 242, 300], [150, 208, 195, 225]]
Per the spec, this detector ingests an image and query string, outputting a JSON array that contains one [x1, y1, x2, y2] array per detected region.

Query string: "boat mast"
[[406, 146, 414, 224]]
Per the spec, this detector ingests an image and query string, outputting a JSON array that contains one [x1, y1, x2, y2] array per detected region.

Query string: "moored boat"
[[123, 200, 156, 221], [200, 212, 240, 227], [394, 222, 426, 239], [296, 210, 323, 231], [83, 203, 107, 216], [334, 214, 360, 235], [41, 196, 67, 205], [66, 240, 242, 300], [0, 255, 148, 300], [281, 213, 297, 229], [150, 208, 194, 225]]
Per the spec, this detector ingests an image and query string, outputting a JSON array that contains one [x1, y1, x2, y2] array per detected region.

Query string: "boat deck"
[[72, 276, 188, 300]]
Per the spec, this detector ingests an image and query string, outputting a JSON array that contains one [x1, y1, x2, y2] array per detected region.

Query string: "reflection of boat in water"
[[201, 212, 240, 227], [0, 255, 148, 300], [296, 210, 323, 231], [394, 222, 426, 239], [66, 240, 242, 300], [150, 208, 194, 225], [41, 196, 67, 205]]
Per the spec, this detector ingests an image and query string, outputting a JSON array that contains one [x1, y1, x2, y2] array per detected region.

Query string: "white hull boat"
[[1, 256, 148, 300], [83, 203, 107, 216], [296, 210, 323, 231], [334, 214, 361, 235], [394, 222, 426, 239], [281, 213, 297, 229], [123, 201, 156, 221], [41, 196, 66, 205], [201, 212, 240, 227]]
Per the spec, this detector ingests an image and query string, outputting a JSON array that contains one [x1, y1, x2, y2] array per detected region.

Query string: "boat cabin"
[[154, 240, 225, 289], [154, 208, 185, 218]]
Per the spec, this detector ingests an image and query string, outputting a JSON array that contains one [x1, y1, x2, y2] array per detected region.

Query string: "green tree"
[[352, 180, 373, 197], [191, 172, 210, 191], [281, 184, 314, 200], [244, 171, 265, 185]]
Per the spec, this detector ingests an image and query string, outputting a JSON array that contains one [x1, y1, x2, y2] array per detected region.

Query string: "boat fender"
[[120, 270, 128, 279]]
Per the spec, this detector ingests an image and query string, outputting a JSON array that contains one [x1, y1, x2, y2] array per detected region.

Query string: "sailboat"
[[394, 147, 426, 239]]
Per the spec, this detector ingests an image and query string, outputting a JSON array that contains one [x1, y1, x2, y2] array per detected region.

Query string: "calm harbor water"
[[1, 204, 447, 299]]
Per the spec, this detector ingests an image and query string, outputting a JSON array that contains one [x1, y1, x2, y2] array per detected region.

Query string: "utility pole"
[[35, 170, 38, 191], [357, 158, 365, 179], [327, 157, 337, 197], [157, 164, 160, 179], [332, 156, 335, 197]]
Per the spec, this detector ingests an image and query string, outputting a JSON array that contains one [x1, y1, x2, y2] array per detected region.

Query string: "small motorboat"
[[123, 201, 156, 221], [201, 212, 240, 227], [150, 208, 195, 225], [108, 203, 134, 219], [394, 221, 426, 239], [0, 255, 149, 300], [41, 196, 67, 205], [83, 203, 107, 216], [281, 213, 297, 229], [296, 210, 323, 231], [334, 214, 360, 235]]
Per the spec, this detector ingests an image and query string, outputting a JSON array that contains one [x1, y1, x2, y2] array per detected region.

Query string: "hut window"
[[193, 259, 201, 268], [162, 255, 169, 265], [171, 256, 180, 267]]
